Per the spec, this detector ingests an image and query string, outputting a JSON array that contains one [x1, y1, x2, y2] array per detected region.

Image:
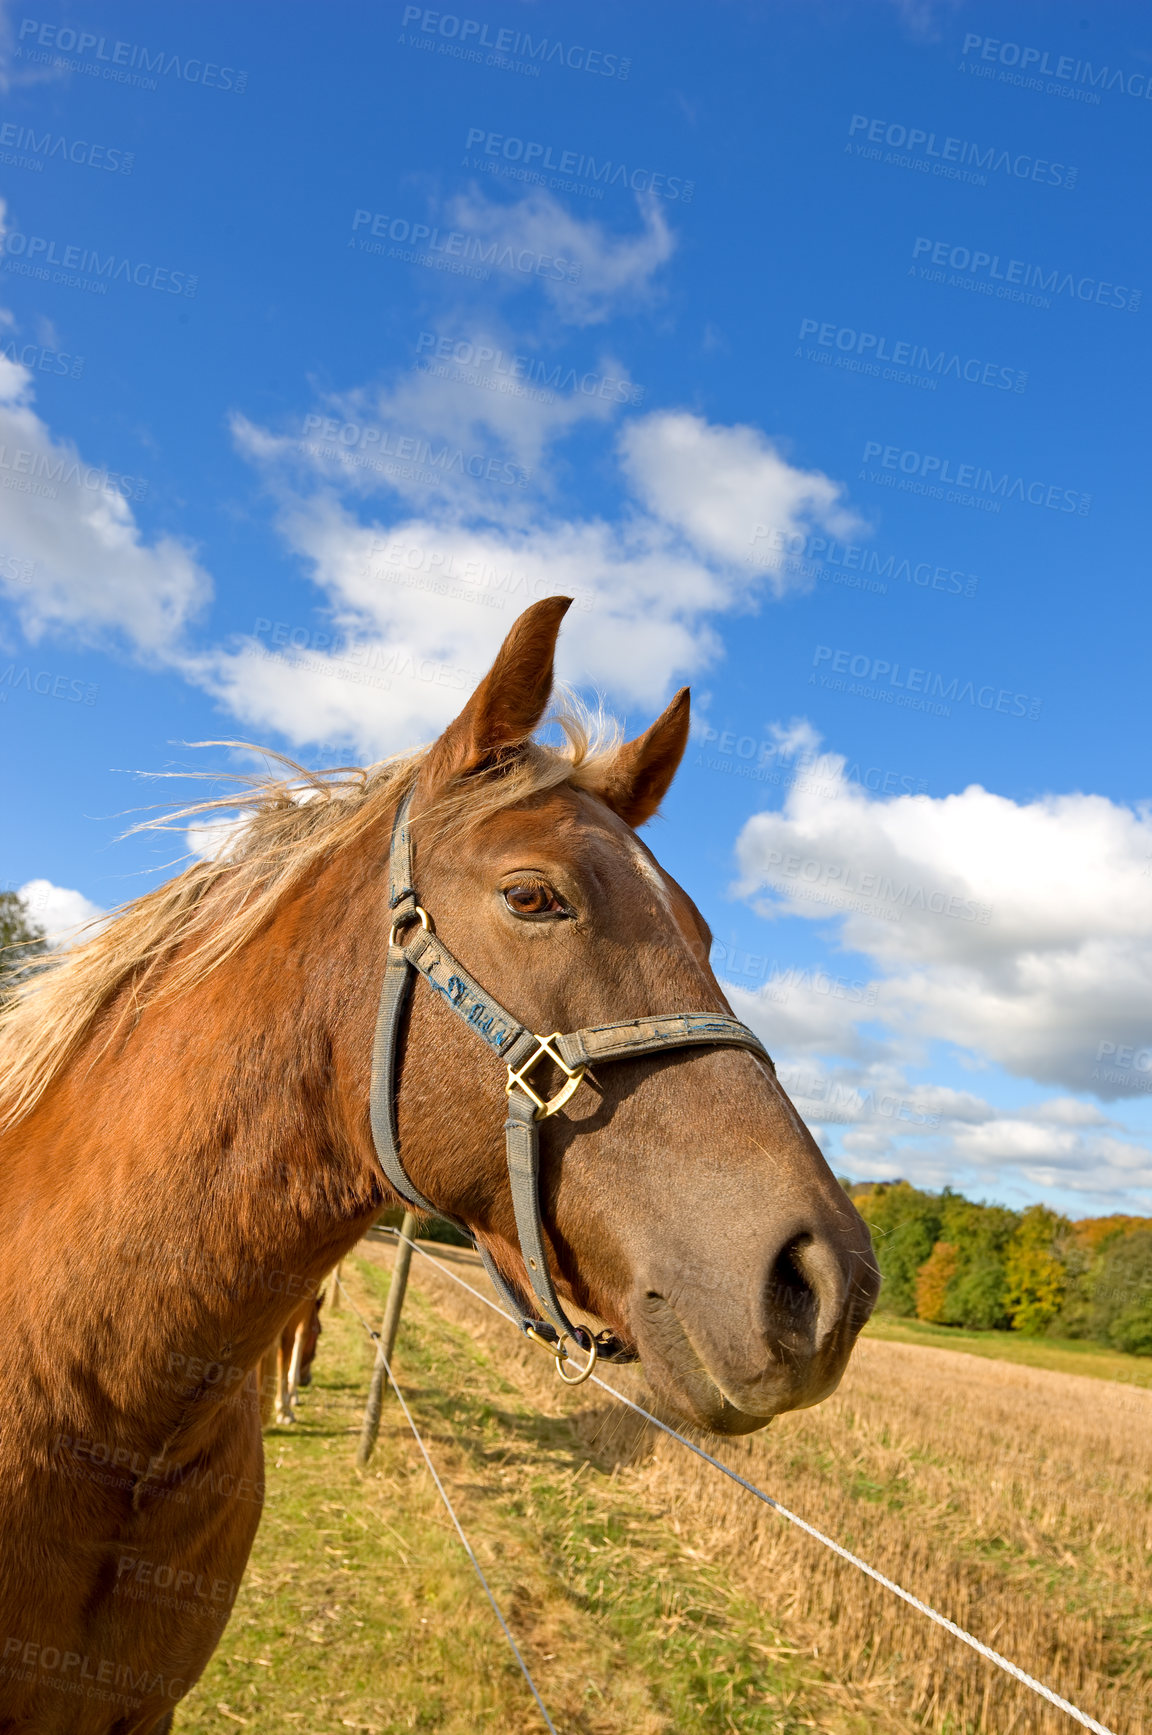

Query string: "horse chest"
[[0, 1404, 264, 1732]]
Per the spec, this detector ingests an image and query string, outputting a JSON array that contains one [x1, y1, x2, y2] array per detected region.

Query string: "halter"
[[369, 788, 774, 1383]]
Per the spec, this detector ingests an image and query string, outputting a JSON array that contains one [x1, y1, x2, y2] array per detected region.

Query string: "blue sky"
[[2, 0, 1151, 1216]]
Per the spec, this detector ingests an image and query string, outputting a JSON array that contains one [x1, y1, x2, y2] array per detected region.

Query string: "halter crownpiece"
[[369, 788, 775, 1383]]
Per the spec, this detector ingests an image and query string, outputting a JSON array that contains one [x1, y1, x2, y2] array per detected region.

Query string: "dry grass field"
[[179, 1233, 1152, 1734]]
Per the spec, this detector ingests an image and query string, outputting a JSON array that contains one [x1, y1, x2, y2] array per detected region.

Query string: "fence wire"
[[335, 1273, 559, 1734]]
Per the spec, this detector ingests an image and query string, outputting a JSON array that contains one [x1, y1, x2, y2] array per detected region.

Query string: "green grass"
[[176, 1253, 851, 1735], [862, 1311, 1152, 1387]]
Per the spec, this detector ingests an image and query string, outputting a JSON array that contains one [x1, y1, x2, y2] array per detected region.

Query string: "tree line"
[[845, 1179, 1152, 1356], [0, 890, 45, 1004]]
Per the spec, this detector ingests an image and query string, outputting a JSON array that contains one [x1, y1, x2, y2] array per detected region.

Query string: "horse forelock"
[[0, 695, 621, 1131]]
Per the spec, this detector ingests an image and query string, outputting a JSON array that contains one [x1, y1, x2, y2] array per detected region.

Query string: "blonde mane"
[[0, 701, 619, 1130]]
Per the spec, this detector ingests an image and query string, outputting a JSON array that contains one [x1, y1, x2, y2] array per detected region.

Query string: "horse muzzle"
[[630, 1229, 881, 1435]]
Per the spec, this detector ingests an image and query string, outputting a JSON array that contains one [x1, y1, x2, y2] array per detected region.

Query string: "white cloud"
[[196, 405, 867, 757], [765, 718, 824, 761], [230, 328, 623, 524], [355, 328, 628, 475], [447, 188, 676, 325], [185, 501, 720, 754], [737, 1049, 1152, 1209], [0, 3, 64, 94], [939, 1111, 1152, 1205], [888, 0, 965, 43], [619, 412, 864, 579], [1031, 1097, 1113, 1127], [733, 737, 1152, 1100], [236, 195, 674, 520], [0, 217, 211, 656], [18, 878, 103, 947], [725, 976, 884, 1065]]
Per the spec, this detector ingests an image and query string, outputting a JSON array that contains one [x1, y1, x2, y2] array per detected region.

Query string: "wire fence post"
[[356, 1211, 417, 1467]]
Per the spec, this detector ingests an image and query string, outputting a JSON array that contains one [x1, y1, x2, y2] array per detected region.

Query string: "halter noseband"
[[369, 788, 774, 1383]]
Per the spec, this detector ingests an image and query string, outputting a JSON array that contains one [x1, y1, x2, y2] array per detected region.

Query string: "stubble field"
[[178, 1233, 1152, 1734]]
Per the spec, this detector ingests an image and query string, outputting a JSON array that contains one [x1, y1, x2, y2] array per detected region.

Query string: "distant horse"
[[258, 1288, 324, 1427], [0, 596, 878, 1732]]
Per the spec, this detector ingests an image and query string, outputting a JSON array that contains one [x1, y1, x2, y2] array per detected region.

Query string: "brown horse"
[[0, 596, 878, 1732], [257, 1288, 324, 1427]]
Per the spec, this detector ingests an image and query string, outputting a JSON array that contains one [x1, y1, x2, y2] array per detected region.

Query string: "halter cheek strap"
[[368, 789, 774, 1380]]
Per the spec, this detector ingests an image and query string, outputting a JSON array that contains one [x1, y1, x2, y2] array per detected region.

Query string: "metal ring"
[[554, 1331, 598, 1386], [388, 905, 431, 948]]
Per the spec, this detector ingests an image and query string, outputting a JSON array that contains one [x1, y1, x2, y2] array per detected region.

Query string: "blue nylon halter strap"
[[368, 788, 775, 1375]]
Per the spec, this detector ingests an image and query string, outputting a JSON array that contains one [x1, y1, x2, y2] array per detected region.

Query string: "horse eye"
[[503, 883, 564, 917]]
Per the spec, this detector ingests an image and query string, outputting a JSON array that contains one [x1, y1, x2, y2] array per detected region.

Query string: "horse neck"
[[2, 831, 390, 1441]]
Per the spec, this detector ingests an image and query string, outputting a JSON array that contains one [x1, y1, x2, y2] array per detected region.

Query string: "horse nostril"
[[765, 1235, 819, 1334]]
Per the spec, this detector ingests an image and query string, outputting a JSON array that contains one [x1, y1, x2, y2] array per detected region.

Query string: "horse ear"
[[419, 595, 572, 793], [591, 687, 691, 828]]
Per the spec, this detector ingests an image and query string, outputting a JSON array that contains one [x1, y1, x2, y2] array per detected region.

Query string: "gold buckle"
[[388, 905, 431, 948], [505, 1033, 586, 1119]]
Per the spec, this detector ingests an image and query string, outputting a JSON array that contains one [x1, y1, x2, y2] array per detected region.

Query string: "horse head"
[[357, 596, 879, 1434]]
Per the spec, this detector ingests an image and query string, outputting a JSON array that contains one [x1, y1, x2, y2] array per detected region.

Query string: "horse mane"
[[0, 696, 619, 1130]]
